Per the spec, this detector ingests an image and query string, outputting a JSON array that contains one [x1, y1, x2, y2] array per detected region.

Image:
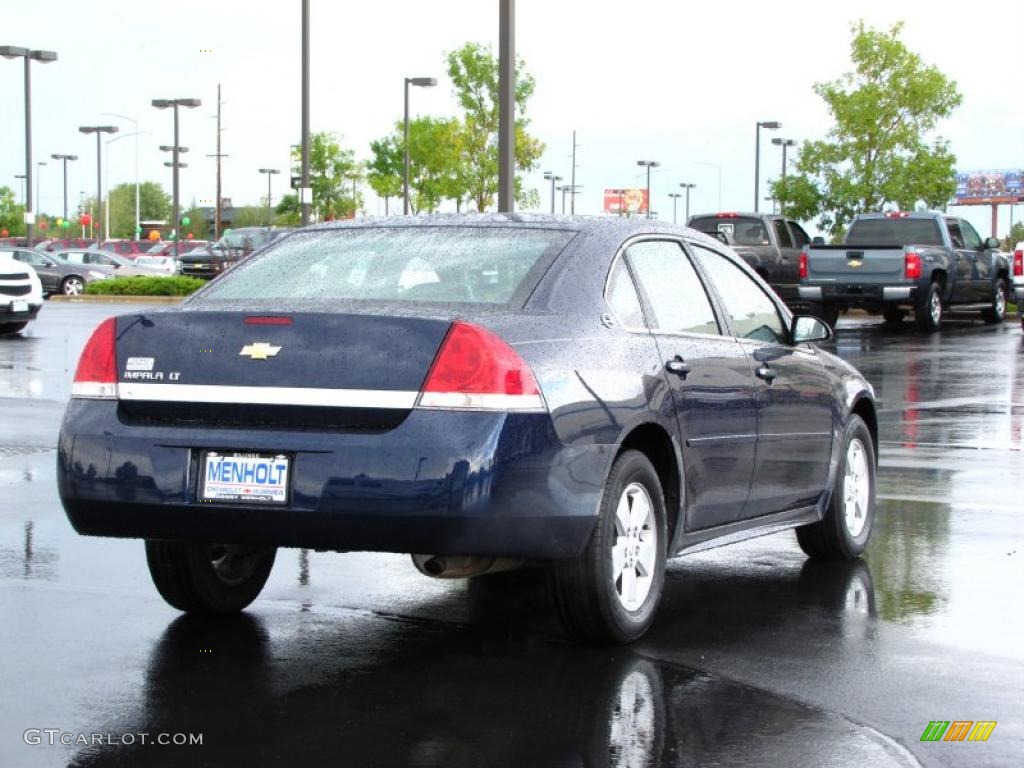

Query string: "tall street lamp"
[[14, 174, 27, 206], [668, 192, 682, 224], [259, 168, 281, 225], [152, 98, 201, 256], [403, 76, 437, 215], [1, 45, 58, 247], [754, 120, 781, 212], [35, 161, 46, 218], [636, 160, 660, 219], [101, 113, 141, 239], [51, 154, 77, 222], [79, 125, 118, 245], [771, 137, 796, 215], [679, 182, 696, 223], [543, 172, 562, 214]]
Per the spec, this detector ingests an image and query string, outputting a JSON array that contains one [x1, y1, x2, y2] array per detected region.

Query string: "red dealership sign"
[[604, 188, 649, 215]]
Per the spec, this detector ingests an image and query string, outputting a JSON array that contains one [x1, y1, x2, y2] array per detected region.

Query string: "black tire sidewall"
[[915, 281, 942, 332], [828, 416, 876, 558]]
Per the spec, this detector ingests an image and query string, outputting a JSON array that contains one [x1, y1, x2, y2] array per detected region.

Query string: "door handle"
[[755, 365, 777, 384], [665, 357, 691, 379]]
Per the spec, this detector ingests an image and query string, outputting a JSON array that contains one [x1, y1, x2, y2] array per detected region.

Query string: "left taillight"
[[799, 251, 809, 280], [72, 317, 118, 399]]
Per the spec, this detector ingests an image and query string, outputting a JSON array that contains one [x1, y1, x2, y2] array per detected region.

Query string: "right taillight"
[[1014, 249, 1023, 277], [799, 251, 808, 280], [72, 317, 118, 399], [417, 321, 545, 412], [905, 252, 922, 280]]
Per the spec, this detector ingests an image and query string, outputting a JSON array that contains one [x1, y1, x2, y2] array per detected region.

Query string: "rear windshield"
[[846, 218, 944, 246], [198, 226, 575, 306], [688, 216, 770, 246]]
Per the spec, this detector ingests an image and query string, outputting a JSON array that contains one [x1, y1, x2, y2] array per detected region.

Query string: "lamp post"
[[14, 174, 26, 206], [50, 154, 77, 222], [35, 161, 46, 218], [771, 137, 796, 215], [259, 168, 280, 225], [152, 98, 201, 256], [101, 113, 141, 239], [104, 131, 146, 242], [543, 172, 562, 214], [1, 45, 58, 247], [679, 182, 696, 223], [636, 160, 660, 219], [78, 125, 118, 245], [403, 76, 437, 215], [754, 120, 780, 212], [668, 192, 682, 224]]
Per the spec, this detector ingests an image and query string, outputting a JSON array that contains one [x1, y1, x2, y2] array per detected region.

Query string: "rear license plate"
[[201, 451, 290, 504], [13, 300, 28, 313]]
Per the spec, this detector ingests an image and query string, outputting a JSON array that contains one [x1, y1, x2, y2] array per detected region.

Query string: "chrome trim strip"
[[882, 287, 912, 300], [416, 391, 546, 412], [798, 286, 823, 300], [685, 434, 758, 447], [118, 383, 419, 409]]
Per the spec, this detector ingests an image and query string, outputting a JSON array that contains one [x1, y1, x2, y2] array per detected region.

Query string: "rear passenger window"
[[605, 259, 644, 328], [691, 245, 786, 344], [626, 241, 720, 336], [788, 221, 811, 248], [773, 220, 793, 248]]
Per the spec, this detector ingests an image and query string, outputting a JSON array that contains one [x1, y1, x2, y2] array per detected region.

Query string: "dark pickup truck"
[[179, 227, 292, 279], [799, 212, 1011, 332], [687, 212, 813, 308]]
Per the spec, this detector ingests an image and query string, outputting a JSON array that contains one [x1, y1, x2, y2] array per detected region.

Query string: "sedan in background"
[[4, 247, 113, 296], [53, 249, 166, 277], [134, 255, 179, 275], [58, 215, 877, 643]]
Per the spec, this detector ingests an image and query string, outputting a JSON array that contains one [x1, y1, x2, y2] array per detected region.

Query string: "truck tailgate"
[[806, 246, 905, 281]]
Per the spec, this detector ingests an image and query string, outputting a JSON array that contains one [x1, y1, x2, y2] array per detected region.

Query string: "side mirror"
[[811, 236, 825, 246], [791, 315, 833, 343], [983, 236, 1000, 250]]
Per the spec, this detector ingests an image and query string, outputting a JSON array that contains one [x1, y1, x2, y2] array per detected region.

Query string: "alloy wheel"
[[611, 482, 657, 611], [843, 439, 870, 538]]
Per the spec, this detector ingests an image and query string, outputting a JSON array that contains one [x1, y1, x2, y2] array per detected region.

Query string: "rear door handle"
[[755, 365, 777, 384], [665, 357, 691, 379]]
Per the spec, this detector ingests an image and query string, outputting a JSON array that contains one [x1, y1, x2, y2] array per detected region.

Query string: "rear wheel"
[[0, 322, 28, 336], [796, 414, 875, 561], [881, 305, 906, 326], [981, 278, 1008, 324], [61, 276, 85, 296], [145, 540, 276, 614], [914, 280, 943, 333], [550, 450, 667, 643]]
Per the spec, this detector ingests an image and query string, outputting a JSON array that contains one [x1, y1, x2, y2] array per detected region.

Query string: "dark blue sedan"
[[58, 215, 877, 642]]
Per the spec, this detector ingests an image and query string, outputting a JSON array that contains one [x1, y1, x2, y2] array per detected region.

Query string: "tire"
[[0, 322, 28, 336], [914, 280, 943, 333], [145, 540, 276, 614], [550, 450, 667, 643], [981, 278, 1008, 324], [881, 305, 905, 326], [796, 414, 875, 561], [61, 276, 85, 296]]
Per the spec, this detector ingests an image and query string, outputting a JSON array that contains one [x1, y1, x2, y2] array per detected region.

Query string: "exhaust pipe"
[[411, 554, 525, 579]]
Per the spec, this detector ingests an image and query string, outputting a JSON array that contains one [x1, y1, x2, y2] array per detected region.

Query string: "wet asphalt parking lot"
[[1, 302, 1022, 768]]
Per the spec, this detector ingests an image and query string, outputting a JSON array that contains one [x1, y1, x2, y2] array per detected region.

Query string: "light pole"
[[403, 76, 437, 215], [152, 98, 201, 256], [636, 160, 660, 219], [14, 175, 27, 206], [754, 120, 781, 212], [78, 125, 118, 245], [679, 182, 696, 223], [51, 154, 77, 222], [543, 172, 562, 214], [104, 132, 146, 241], [771, 137, 796, 215], [1, 45, 58, 247], [556, 185, 569, 215], [101, 113, 140, 239], [497, 0, 515, 212], [259, 168, 280, 225], [668, 192, 682, 224], [35, 161, 46, 218]]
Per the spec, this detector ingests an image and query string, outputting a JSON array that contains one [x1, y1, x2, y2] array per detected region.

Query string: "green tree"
[[1000, 221, 1023, 251], [367, 136, 403, 215], [0, 186, 26, 236], [107, 182, 171, 238], [771, 22, 962, 237], [446, 42, 544, 211], [289, 131, 362, 220], [231, 206, 271, 228], [275, 194, 300, 226]]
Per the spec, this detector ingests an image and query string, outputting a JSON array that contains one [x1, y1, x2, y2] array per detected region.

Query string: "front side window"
[[691, 245, 786, 344], [960, 220, 983, 250], [946, 220, 966, 249], [625, 240, 719, 336], [773, 219, 793, 248]]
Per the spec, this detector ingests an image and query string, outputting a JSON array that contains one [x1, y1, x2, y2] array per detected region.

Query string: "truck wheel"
[[882, 306, 906, 326], [0, 322, 29, 336], [550, 450, 667, 643], [796, 414, 875, 561], [145, 540, 276, 614], [914, 281, 943, 333], [981, 278, 1008, 324]]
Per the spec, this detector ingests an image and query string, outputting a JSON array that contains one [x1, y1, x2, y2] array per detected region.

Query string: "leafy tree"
[[275, 194, 301, 226], [1000, 221, 1024, 251], [367, 136, 403, 215], [446, 42, 544, 211], [107, 182, 171, 238], [230, 206, 271, 228], [771, 22, 962, 237], [0, 186, 26, 236], [289, 131, 362, 220]]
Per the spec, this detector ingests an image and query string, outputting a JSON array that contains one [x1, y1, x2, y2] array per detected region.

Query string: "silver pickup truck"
[[798, 212, 1011, 332]]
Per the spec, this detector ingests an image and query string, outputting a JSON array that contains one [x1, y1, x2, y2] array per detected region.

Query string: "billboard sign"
[[604, 188, 649, 215], [954, 169, 1024, 205]]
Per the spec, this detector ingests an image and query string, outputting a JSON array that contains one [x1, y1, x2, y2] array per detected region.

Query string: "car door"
[[770, 218, 800, 294], [689, 243, 835, 519], [944, 219, 976, 303], [958, 219, 993, 300], [623, 239, 758, 531], [13, 249, 59, 293]]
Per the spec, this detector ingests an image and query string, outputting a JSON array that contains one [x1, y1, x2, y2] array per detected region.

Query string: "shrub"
[[85, 276, 206, 296]]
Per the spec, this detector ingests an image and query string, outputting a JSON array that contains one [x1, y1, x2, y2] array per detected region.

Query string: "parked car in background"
[[1014, 242, 1023, 330], [134, 255, 178, 275], [53, 249, 167, 277], [686, 212, 812, 309], [37, 238, 94, 253], [99, 240, 152, 259], [3, 246, 113, 296], [799, 211, 1011, 332], [59, 215, 877, 643], [147, 240, 209, 258], [0, 250, 44, 334], [179, 228, 291, 279]]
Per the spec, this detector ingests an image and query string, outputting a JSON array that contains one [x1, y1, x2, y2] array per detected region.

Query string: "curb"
[[49, 295, 186, 304]]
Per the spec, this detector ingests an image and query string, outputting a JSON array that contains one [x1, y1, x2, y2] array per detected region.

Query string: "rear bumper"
[[1013, 280, 1024, 306], [799, 284, 916, 302], [58, 400, 608, 559]]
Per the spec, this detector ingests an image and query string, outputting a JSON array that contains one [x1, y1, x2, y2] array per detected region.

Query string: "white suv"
[[1014, 242, 1023, 330], [0, 251, 44, 335]]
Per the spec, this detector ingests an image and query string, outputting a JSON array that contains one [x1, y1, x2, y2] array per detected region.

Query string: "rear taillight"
[[1014, 250, 1023, 277], [885, 211, 910, 218], [799, 251, 808, 280], [904, 252, 922, 280], [418, 321, 544, 411], [72, 317, 118, 399]]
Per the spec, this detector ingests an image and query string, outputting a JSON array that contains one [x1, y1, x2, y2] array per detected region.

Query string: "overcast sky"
[[2, 0, 1022, 237]]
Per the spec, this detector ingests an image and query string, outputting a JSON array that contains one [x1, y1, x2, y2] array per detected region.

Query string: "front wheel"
[[914, 281, 943, 333], [61, 276, 85, 296], [796, 414, 876, 560], [550, 450, 667, 643], [981, 278, 1008, 324], [145, 540, 276, 614]]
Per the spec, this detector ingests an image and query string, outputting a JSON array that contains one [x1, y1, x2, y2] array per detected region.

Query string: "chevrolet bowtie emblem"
[[239, 342, 282, 360], [848, 259, 863, 267]]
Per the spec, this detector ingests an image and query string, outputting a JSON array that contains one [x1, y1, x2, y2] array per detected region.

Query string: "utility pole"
[[207, 84, 228, 240], [570, 130, 580, 214], [300, 0, 311, 226], [497, 0, 515, 212]]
